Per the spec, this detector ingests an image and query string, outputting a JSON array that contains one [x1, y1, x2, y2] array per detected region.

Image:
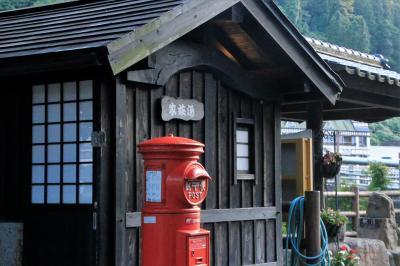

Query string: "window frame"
[[232, 115, 256, 183], [30, 80, 96, 206]]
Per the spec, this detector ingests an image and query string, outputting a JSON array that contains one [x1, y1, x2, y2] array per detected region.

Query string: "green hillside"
[[275, 0, 400, 72]]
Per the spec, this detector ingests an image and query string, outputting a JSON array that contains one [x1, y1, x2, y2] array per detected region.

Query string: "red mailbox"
[[138, 135, 211, 266]]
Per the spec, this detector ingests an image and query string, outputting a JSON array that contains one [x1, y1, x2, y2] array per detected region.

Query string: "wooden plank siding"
[[117, 69, 281, 266]]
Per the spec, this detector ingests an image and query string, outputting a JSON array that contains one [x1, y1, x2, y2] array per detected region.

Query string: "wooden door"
[[23, 80, 96, 266]]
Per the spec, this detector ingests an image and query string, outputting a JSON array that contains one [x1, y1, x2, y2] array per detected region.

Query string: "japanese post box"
[[138, 135, 211, 266]]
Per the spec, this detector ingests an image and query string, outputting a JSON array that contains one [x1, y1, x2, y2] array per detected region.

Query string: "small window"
[[233, 116, 255, 181], [358, 136, 367, 147], [31, 80, 94, 205]]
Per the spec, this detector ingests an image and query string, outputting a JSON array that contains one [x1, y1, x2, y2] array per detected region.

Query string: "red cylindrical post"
[[138, 136, 211, 266]]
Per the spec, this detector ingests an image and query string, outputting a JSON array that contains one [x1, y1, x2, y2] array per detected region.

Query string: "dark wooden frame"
[[232, 114, 256, 183]]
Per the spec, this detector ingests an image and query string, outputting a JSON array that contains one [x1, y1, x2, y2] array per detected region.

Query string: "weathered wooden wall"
[[115, 69, 282, 266]]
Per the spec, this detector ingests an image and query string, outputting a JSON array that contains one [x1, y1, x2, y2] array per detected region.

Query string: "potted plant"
[[321, 151, 342, 178], [330, 245, 360, 266], [321, 208, 348, 238]]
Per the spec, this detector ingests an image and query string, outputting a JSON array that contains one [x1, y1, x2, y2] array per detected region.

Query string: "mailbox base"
[[142, 210, 209, 266], [176, 229, 210, 266]]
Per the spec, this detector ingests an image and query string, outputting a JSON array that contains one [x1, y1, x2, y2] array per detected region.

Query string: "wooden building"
[[0, 0, 345, 265]]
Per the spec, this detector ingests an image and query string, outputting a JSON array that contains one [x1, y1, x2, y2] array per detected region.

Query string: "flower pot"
[[324, 223, 342, 238], [321, 163, 341, 179]]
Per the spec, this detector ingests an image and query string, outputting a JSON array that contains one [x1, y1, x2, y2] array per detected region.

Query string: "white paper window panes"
[[63, 103, 77, 122], [237, 158, 249, 171], [79, 101, 93, 120], [32, 105, 45, 124], [32, 145, 45, 163], [63, 185, 76, 204], [63, 144, 76, 162], [47, 144, 61, 163], [47, 165, 60, 183], [32, 85, 45, 103], [236, 130, 249, 143], [47, 185, 60, 204], [79, 143, 92, 162], [79, 185, 92, 204], [32, 185, 45, 204], [48, 83, 61, 102], [63, 123, 76, 142], [32, 125, 45, 143], [79, 164, 92, 183], [79, 80, 93, 100], [63, 82, 76, 101], [47, 124, 61, 143], [236, 144, 249, 157], [63, 165, 76, 183], [79, 122, 92, 141], [32, 165, 45, 184], [48, 104, 61, 122]]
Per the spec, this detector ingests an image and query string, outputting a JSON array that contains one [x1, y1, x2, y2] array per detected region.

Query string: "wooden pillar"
[[305, 191, 321, 265], [306, 102, 324, 208], [352, 186, 360, 233]]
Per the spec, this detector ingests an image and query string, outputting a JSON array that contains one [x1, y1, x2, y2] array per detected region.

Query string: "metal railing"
[[324, 188, 400, 236]]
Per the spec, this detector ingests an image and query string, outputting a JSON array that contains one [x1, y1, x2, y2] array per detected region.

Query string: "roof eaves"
[[106, 0, 241, 75], [244, 0, 343, 104], [320, 53, 400, 87], [306, 37, 383, 68]]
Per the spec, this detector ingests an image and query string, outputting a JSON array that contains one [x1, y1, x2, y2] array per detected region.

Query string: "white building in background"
[[281, 120, 400, 190]]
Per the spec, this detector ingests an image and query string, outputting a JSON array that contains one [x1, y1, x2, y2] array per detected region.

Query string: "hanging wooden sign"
[[161, 96, 204, 121]]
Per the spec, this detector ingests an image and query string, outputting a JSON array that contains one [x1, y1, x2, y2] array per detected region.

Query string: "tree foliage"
[[369, 117, 400, 145], [367, 162, 390, 191]]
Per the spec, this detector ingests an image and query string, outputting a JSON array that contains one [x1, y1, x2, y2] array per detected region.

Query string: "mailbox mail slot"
[[138, 135, 211, 266]]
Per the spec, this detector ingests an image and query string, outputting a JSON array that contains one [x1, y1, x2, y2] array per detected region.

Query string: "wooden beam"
[[322, 109, 400, 122], [338, 71, 400, 98], [212, 26, 255, 67], [240, 0, 343, 104], [0, 49, 105, 77], [114, 76, 129, 266], [306, 102, 324, 207], [125, 207, 278, 228], [107, 0, 241, 75], [127, 41, 264, 98], [340, 87, 400, 111], [282, 102, 376, 115], [282, 92, 325, 105]]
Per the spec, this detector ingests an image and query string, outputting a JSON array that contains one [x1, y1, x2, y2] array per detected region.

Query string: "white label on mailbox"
[[146, 170, 162, 202], [143, 216, 157, 224]]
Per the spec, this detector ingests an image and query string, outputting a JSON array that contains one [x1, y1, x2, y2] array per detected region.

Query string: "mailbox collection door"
[[187, 235, 209, 266]]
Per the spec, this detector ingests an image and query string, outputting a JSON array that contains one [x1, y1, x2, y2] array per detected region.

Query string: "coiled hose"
[[285, 196, 330, 266]]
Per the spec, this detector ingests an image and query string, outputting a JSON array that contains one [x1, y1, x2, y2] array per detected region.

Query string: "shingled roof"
[[0, 0, 185, 58]]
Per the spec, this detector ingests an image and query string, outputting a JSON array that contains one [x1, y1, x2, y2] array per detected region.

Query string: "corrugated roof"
[[0, 0, 185, 58]]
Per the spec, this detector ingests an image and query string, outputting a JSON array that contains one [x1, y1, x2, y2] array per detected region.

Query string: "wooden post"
[[352, 186, 360, 233], [305, 191, 321, 265], [306, 102, 324, 209]]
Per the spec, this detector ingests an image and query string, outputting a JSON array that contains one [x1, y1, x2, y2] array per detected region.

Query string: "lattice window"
[[31, 81, 93, 204]]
